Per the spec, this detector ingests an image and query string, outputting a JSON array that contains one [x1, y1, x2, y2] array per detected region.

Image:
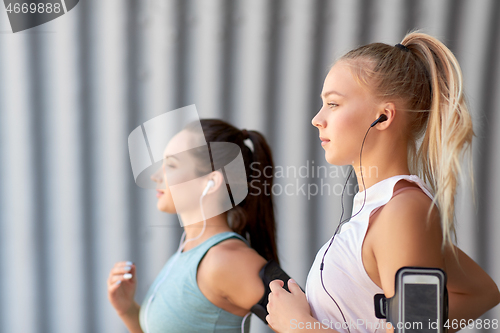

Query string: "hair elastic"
[[241, 129, 250, 140], [395, 43, 410, 52]]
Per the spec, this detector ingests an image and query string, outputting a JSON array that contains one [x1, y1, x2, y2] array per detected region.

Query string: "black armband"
[[250, 259, 304, 325], [374, 267, 448, 333]]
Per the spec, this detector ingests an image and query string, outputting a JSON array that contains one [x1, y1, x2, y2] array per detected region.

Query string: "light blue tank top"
[[139, 231, 251, 333]]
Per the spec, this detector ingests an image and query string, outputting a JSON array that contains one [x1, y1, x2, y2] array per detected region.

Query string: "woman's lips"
[[320, 137, 330, 146], [156, 190, 164, 198]]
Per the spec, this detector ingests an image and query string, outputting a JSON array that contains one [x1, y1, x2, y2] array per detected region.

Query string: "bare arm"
[[372, 190, 500, 333], [444, 245, 500, 324], [202, 240, 268, 312], [117, 301, 144, 333], [204, 240, 339, 333], [371, 191, 445, 332], [107, 262, 144, 333]]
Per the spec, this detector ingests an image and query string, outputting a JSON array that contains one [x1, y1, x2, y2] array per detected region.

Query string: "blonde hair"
[[340, 32, 474, 249]]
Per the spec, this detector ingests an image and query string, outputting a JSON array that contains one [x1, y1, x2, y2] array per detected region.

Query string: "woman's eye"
[[327, 103, 338, 108]]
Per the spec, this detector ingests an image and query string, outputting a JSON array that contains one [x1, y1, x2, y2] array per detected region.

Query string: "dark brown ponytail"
[[185, 119, 279, 264]]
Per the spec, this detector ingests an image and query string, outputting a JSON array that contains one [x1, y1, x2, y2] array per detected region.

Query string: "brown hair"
[[340, 31, 474, 249], [185, 119, 279, 263]]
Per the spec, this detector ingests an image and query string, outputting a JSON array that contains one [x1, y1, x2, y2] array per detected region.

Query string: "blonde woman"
[[266, 32, 500, 333]]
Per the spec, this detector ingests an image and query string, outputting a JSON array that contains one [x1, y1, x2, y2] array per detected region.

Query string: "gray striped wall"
[[0, 1, 499, 332]]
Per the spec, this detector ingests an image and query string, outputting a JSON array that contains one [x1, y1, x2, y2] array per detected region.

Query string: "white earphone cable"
[[241, 312, 251, 333]]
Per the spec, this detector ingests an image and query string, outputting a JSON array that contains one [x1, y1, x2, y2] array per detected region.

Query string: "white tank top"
[[305, 174, 434, 333]]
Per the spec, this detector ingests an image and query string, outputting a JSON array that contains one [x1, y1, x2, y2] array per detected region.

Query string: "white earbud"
[[201, 179, 215, 197]]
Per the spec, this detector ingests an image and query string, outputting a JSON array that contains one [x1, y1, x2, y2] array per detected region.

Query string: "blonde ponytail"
[[402, 33, 474, 249]]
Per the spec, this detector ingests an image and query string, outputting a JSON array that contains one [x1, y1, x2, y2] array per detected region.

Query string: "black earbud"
[[370, 114, 388, 127]]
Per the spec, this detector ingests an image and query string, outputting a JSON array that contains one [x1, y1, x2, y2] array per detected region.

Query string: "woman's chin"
[[324, 150, 352, 166], [157, 201, 176, 214], [324, 152, 341, 165]]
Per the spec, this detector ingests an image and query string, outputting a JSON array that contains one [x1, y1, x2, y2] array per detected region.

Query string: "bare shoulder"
[[204, 238, 267, 273], [375, 180, 440, 234], [200, 238, 267, 309], [368, 182, 445, 297]]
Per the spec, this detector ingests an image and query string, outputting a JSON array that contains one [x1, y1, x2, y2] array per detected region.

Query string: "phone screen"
[[404, 283, 438, 332]]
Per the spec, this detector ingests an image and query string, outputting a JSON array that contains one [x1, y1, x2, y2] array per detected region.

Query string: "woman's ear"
[[205, 171, 225, 194], [374, 102, 396, 130]]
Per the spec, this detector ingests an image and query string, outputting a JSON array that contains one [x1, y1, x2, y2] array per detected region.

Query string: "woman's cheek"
[[324, 137, 342, 165], [327, 130, 355, 165], [158, 190, 176, 213]]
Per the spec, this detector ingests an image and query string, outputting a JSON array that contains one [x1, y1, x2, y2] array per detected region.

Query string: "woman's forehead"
[[322, 62, 360, 96], [323, 60, 377, 98], [163, 130, 203, 157]]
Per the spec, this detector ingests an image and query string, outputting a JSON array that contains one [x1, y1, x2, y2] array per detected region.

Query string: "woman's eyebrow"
[[164, 155, 179, 161], [321, 90, 345, 99]]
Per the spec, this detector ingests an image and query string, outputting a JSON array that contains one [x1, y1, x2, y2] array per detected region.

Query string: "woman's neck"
[[181, 213, 232, 252], [352, 140, 410, 192]]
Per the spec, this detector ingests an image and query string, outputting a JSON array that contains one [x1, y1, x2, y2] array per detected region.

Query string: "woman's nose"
[[151, 168, 163, 183], [311, 109, 325, 128]]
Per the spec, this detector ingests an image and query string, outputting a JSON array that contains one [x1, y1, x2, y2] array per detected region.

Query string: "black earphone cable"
[[319, 116, 383, 332]]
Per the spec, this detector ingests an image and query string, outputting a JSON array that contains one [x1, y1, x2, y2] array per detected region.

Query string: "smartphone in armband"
[[250, 259, 304, 325], [374, 267, 448, 333]]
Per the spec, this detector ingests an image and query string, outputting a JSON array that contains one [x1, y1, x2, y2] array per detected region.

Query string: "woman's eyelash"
[[327, 103, 338, 107]]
